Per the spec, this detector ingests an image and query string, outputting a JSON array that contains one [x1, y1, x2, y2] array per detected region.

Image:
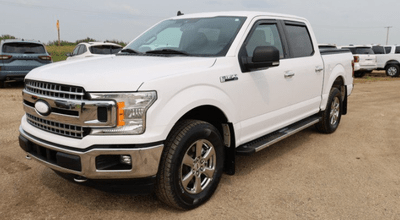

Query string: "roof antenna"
[[177, 11, 184, 16]]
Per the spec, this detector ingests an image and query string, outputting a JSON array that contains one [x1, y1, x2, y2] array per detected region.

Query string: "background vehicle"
[[19, 11, 354, 210], [66, 42, 122, 60], [0, 39, 52, 88], [341, 45, 377, 78], [376, 45, 400, 77]]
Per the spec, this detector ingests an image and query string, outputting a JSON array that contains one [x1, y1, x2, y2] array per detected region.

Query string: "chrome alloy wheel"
[[387, 66, 398, 76], [180, 139, 216, 194], [330, 97, 340, 125]]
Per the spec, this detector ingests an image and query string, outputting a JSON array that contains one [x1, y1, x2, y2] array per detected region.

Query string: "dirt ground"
[[1, 71, 400, 219]]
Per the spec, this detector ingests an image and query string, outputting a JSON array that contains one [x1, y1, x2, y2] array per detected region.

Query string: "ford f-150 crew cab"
[[18, 11, 354, 210]]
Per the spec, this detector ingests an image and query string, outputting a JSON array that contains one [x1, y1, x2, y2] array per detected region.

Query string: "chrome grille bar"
[[27, 113, 84, 138], [25, 80, 85, 100]]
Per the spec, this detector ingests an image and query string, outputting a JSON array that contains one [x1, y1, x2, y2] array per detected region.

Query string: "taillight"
[[351, 60, 355, 77], [39, 56, 52, 61], [353, 56, 359, 63], [0, 55, 12, 60]]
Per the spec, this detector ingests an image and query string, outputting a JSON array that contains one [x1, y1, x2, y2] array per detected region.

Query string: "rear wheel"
[[386, 64, 400, 77], [0, 80, 5, 88], [316, 88, 342, 134], [354, 71, 365, 78], [155, 120, 224, 210]]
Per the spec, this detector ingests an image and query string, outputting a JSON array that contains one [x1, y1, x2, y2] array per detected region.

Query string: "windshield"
[[90, 45, 122, 54], [124, 16, 246, 56], [2, 43, 46, 54]]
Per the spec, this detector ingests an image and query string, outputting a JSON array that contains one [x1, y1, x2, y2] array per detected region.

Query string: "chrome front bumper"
[[19, 127, 163, 179]]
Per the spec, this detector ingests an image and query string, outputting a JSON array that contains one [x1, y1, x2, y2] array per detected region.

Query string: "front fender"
[[145, 84, 238, 141]]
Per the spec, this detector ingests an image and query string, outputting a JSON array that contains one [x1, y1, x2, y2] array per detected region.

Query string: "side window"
[[285, 24, 314, 58], [72, 45, 80, 55], [245, 23, 284, 58], [395, 46, 400, 54], [78, 45, 86, 55], [385, 47, 392, 53]]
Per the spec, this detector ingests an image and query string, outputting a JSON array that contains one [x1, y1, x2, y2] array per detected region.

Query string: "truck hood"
[[26, 55, 217, 91]]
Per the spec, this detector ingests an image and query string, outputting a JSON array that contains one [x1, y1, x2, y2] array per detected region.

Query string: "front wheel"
[[316, 88, 342, 134], [155, 120, 224, 210], [0, 80, 5, 88], [386, 64, 400, 77]]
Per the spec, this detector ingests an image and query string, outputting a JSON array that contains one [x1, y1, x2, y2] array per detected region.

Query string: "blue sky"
[[0, 0, 398, 46]]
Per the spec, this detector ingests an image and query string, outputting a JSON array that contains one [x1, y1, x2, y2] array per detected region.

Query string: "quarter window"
[[395, 46, 400, 54], [285, 24, 314, 58]]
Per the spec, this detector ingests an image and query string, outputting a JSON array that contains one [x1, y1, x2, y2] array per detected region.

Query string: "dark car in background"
[[0, 39, 52, 88]]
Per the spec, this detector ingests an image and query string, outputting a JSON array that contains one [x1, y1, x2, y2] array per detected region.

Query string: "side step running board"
[[236, 115, 321, 155]]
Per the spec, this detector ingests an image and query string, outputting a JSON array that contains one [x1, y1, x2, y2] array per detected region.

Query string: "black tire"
[[385, 64, 400, 77], [0, 80, 5, 88], [354, 71, 365, 78], [316, 88, 342, 134], [155, 120, 225, 210]]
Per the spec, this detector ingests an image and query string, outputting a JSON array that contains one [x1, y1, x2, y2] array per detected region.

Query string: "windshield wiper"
[[146, 49, 189, 56], [119, 48, 140, 54]]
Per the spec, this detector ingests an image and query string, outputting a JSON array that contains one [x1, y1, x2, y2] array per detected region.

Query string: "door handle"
[[315, 66, 324, 72], [284, 72, 295, 78]]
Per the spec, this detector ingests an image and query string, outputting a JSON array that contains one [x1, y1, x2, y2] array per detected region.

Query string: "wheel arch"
[[320, 63, 348, 112], [167, 105, 237, 175], [385, 60, 400, 69]]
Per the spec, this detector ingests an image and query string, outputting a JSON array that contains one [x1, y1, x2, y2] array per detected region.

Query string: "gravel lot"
[[1, 72, 400, 219]]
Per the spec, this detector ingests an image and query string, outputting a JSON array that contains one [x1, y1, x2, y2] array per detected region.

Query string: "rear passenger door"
[[281, 21, 324, 113]]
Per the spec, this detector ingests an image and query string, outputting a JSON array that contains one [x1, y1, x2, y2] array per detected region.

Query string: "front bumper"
[[19, 126, 163, 180], [0, 70, 29, 81]]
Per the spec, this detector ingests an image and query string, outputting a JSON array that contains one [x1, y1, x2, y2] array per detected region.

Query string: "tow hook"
[[74, 176, 88, 183]]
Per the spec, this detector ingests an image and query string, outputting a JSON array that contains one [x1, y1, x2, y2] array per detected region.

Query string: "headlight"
[[90, 91, 157, 135]]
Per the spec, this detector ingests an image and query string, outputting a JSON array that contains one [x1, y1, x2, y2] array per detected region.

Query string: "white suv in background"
[[341, 45, 377, 77], [374, 45, 400, 77], [66, 42, 123, 60]]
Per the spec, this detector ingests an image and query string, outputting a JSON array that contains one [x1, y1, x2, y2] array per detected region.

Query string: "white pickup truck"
[[18, 11, 354, 209]]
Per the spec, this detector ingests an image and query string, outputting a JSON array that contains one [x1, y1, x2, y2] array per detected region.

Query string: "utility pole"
[[57, 20, 60, 46], [385, 26, 392, 45]]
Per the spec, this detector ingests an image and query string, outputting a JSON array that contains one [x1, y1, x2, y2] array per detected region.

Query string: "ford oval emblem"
[[35, 100, 51, 116]]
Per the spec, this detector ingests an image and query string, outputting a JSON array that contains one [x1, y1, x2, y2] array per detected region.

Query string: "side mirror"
[[243, 46, 280, 71], [66, 53, 72, 57]]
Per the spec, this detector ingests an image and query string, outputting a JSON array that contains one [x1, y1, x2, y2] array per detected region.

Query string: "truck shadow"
[[38, 127, 317, 213], [232, 126, 316, 177]]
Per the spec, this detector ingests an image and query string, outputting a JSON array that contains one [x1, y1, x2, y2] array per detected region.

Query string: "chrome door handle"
[[315, 66, 324, 72], [284, 72, 295, 78]]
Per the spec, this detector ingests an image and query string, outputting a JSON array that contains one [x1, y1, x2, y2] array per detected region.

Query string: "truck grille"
[[25, 80, 85, 100], [26, 113, 86, 139]]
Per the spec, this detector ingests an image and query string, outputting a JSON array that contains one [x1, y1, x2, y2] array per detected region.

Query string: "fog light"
[[120, 155, 132, 165]]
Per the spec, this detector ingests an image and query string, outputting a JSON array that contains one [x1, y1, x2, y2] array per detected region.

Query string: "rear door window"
[[385, 47, 392, 53], [284, 23, 314, 58], [372, 46, 385, 54], [2, 43, 45, 54]]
